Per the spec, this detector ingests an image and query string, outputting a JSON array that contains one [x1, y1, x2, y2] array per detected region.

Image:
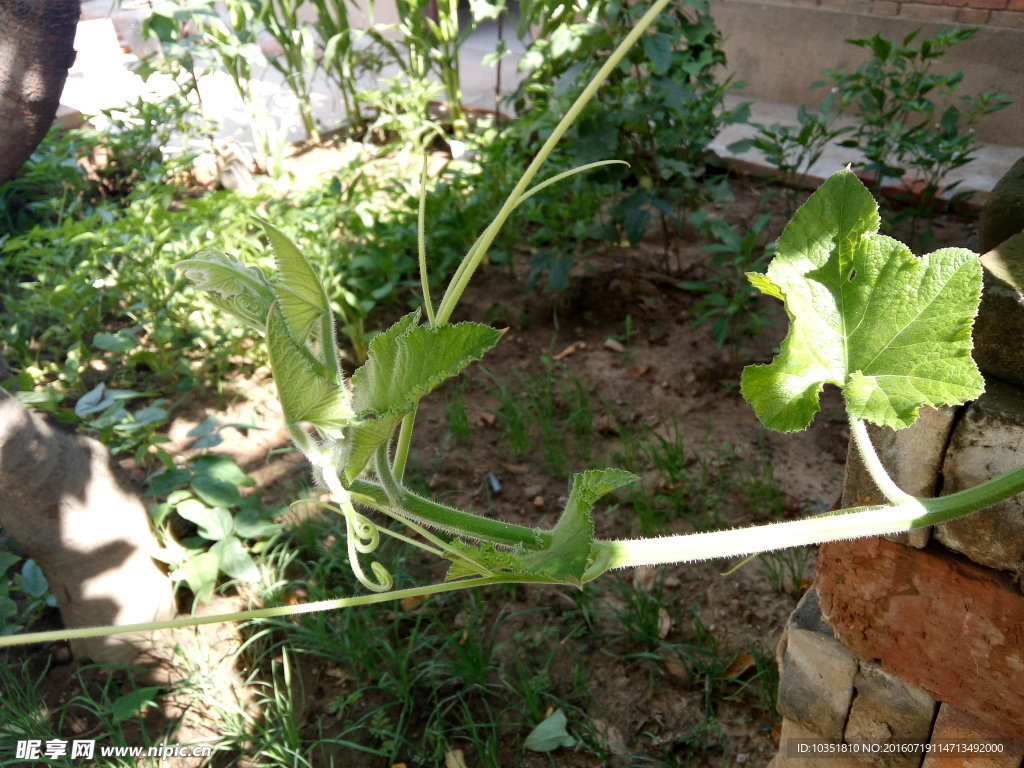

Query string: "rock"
[[978, 154, 1024, 255], [973, 234, 1024, 389], [816, 537, 1024, 737], [773, 719, 866, 768], [934, 381, 1024, 575], [921, 704, 1024, 768], [776, 588, 859, 739], [844, 662, 937, 768], [841, 407, 958, 549]]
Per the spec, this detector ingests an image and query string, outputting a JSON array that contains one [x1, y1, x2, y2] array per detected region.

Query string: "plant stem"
[[434, 0, 675, 324], [0, 575, 560, 649], [849, 418, 920, 507], [348, 478, 548, 549], [592, 462, 1024, 573]]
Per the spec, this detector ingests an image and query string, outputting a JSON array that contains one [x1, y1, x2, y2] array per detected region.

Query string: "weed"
[[759, 546, 813, 595], [443, 379, 473, 445], [679, 211, 777, 349]]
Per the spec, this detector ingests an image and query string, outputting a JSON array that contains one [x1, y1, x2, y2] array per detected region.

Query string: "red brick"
[[816, 537, 1024, 738], [944, 0, 969, 7], [900, 2, 960, 16], [922, 705, 1024, 768], [989, 8, 1024, 22], [871, 0, 901, 12], [966, 0, 1008, 9], [956, 6, 993, 19], [1009, 0, 1024, 10]]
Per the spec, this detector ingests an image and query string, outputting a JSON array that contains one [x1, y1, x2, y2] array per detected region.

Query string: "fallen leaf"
[[480, 412, 496, 426], [726, 653, 756, 679], [658, 607, 671, 639], [444, 750, 468, 768], [325, 668, 353, 684], [628, 366, 651, 377], [553, 344, 577, 361], [401, 594, 428, 611], [771, 722, 783, 744], [663, 659, 690, 681], [591, 718, 628, 756]]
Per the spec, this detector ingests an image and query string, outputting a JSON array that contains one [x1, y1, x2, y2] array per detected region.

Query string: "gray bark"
[[0, 0, 80, 184]]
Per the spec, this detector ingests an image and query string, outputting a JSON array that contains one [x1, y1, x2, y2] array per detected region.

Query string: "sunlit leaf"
[[174, 249, 275, 332], [742, 170, 983, 432]]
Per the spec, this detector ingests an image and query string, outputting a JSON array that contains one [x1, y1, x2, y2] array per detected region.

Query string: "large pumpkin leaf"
[[741, 170, 983, 432]]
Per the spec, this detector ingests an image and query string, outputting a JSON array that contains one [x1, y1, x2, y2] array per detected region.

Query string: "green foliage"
[[509, 0, 747, 249], [729, 99, 852, 214], [679, 211, 777, 348], [821, 28, 1011, 243], [149, 453, 282, 607], [0, 555, 57, 636], [742, 171, 983, 432]]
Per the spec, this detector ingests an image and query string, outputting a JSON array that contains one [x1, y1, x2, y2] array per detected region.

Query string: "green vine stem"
[[4, 464, 1023, 648], [0, 575, 561, 649], [849, 418, 921, 508], [347, 478, 548, 550], [591, 462, 1024, 573]]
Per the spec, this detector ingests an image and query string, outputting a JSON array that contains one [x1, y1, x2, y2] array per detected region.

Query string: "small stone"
[[776, 587, 859, 740], [532, 496, 544, 507], [603, 338, 627, 354], [935, 380, 1024, 573]]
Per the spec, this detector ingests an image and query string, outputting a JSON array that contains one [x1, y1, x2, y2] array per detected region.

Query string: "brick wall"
[[861, 0, 1024, 28]]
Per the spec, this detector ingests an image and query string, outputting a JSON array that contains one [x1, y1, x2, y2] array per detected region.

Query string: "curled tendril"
[[348, 508, 380, 555], [344, 508, 393, 592], [314, 452, 393, 592]]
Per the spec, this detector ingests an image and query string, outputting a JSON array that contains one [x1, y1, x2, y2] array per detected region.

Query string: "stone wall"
[[768, 157, 1024, 767]]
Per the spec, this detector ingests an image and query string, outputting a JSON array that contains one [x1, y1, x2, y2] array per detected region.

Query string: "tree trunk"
[[0, 0, 80, 185], [0, 389, 176, 663]]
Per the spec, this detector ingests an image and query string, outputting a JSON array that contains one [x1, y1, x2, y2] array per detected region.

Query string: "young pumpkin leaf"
[[341, 312, 501, 481], [352, 312, 502, 417], [255, 218, 338, 377], [741, 170, 983, 432], [520, 469, 637, 586], [267, 305, 355, 432], [174, 249, 275, 332]]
